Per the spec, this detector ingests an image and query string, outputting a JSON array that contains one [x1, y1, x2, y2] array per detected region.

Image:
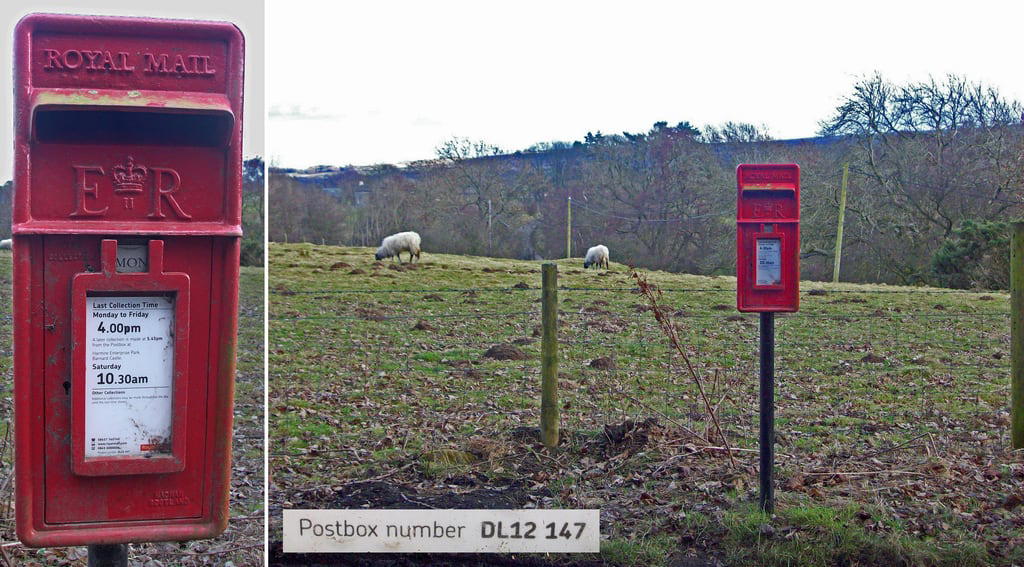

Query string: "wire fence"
[[269, 277, 1012, 461]]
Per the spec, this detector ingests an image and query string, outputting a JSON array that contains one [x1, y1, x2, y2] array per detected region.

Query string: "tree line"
[[268, 74, 1022, 289]]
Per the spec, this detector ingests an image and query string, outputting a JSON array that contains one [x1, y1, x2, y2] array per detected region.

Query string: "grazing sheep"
[[375, 231, 422, 263], [0, 239, 10, 250], [583, 244, 609, 269]]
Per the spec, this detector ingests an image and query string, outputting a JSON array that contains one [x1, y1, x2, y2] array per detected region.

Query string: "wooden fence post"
[[832, 163, 849, 283], [1012, 222, 1023, 449], [541, 263, 559, 447], [566, 196, 572, 259]]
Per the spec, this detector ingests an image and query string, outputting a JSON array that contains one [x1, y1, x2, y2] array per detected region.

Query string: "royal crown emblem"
[[111, 156, 147, 194]]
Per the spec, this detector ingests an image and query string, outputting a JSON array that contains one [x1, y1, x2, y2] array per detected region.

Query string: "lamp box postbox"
[[736, 164, 800, 313], [12, 14, 244, 546]]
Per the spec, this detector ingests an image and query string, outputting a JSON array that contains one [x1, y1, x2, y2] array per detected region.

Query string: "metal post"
[[88, 544, 128, 567], [832, 163, 849, 283], [759, 312, 775, 513], [566, 196, 572, 259], [1012, 222, 1023, 449], [541, 263, 559, 447]]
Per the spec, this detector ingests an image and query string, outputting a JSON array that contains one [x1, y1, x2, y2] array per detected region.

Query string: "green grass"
[[269, 243, 1019, 566], [716, 503, 991, 567]]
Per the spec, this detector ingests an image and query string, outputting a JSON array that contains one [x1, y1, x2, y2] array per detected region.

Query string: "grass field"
[[268, 242, 1021, 566], [0, 251, 265, 566]]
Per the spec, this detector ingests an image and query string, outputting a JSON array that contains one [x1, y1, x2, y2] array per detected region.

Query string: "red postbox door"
[[13, 14, 243, 546], [736, 164, 800, 312]]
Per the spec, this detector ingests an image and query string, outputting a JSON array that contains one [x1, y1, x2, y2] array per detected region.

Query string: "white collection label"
[[283, 509, 600, 553], [755, 239, 782, 286], [85, 295, 175, 458]]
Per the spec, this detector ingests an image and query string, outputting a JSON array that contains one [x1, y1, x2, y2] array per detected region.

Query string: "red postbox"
[[12, 14, 244, 546], [736, 164, 800, 312]]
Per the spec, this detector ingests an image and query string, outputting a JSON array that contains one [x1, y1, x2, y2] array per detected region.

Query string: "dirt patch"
[[807, 289, 827, 296], [482, 344, 528, 360], [348, 269, 366, 275], [423, 294, 445, 301], [592, 300, 609, 306], [599, 418, 663, 453], [388, 263, 406, 271], [830, 297, 867, 304], [512, 337, 535, 346], [512, 282, 530, 289], [412, 320, 435, 331], [634, 304, 652, 312], [356, 307, 387, 321], [464, 436, 510, 461], [329, 261, 351, 270], [861, 352, 886, 363], [979, 295, 994, 300], [324, 480, 546, 511], [586, 320, 624, 333], [711, 304, 731, 311], [589, 357, 616, 370], [933, 304, 946, 310], [725, 315, 745, 322]]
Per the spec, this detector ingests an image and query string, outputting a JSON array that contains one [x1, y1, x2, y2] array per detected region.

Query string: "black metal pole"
[[759, 311, 775, 514], [88, 544, 128, 567]]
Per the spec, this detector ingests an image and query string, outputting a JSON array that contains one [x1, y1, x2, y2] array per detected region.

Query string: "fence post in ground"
[[566, 196, 572, 259], [541, 263, 560, 447], [1012, 221, 1023, 449], [832, 162, 849, 283]]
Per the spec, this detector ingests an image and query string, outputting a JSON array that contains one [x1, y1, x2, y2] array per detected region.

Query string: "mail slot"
[[12, 13, 244, 546], [736, 164, 800, 312]]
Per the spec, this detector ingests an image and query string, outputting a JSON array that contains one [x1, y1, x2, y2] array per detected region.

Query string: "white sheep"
[[583, 244, 609, 269], [0, 239, 10, 250], [375, 231, 422, 263]]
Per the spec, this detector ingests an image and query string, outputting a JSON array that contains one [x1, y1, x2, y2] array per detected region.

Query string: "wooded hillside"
[[269, 75, 1023, 289]]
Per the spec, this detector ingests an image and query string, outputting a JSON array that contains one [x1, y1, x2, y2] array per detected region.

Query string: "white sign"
[[85, 295, 175, 458], [755, 239, 782, 286], [116, 244, 148, 273], [283, 509, 600, 553]]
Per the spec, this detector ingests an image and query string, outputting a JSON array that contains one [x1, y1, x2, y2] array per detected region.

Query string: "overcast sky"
[[269, 0, 1024, 169], [0, 0, 263, 181]]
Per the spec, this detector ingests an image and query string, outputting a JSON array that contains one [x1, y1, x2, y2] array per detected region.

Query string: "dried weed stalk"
[[631, 269, 738, 469]]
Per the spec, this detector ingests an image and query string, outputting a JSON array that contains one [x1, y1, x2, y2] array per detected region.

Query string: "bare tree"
[[819, 73, 1024, 283], [431, 137, 546, 256], [577, 125, 732, 273]]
